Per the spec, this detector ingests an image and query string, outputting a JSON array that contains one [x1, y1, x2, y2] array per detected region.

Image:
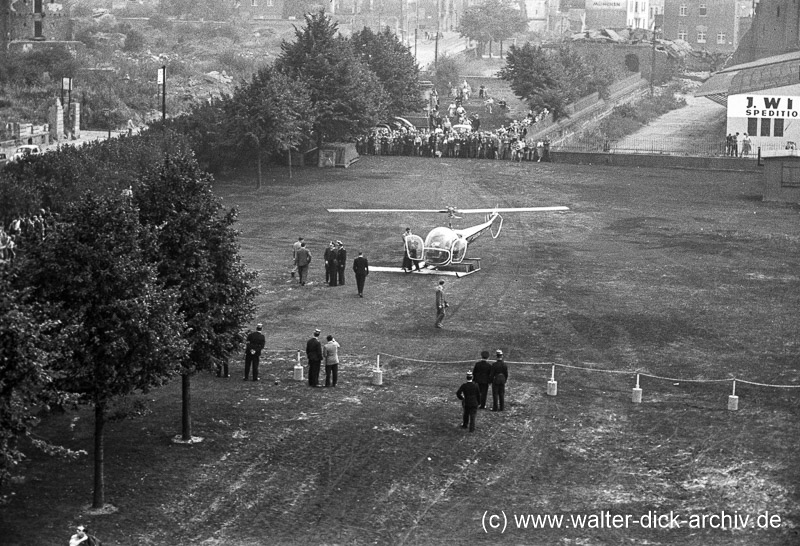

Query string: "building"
[[239, 0, 283, 20], [661, 0, 747, 53], [585, 0, 651, 30], [2, 0, 71, 44], [732, 0, 793, 64], [696, 50, 800, 156]]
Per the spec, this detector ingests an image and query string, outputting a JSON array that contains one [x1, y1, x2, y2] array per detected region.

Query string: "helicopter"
[[327, 205, 569, 274]]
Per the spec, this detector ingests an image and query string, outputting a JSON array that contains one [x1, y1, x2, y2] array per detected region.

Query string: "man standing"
[[336, 241, 347, 286], [401, 227, 414, 272], [324, 241, 336, 285], [291, 236, 304, 277], [490, 350, 508, 411], [352, 251, 369, 297], [435, 280, 448, 328], [472, 351, 492, 409], [306, 328, 323, 387], [456, 371, 480, 432], [243, 323, 266, 381], [323, 334, 340, 387], [295, 241, 312, 286]]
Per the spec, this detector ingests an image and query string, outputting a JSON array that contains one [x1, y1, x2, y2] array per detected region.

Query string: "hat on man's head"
[[466, 371, 473, 379], [439, 280, 445, 285], [256, 323, 263, 330], [336, 240, 343, 245], [314, 328, 321, 335], [496, 349, 503, 356]]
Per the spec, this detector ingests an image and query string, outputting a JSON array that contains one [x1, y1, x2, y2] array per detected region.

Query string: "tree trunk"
[[256, 148, 262, 190], [92, 400, 106, 509], [181, 372, 191, 441]]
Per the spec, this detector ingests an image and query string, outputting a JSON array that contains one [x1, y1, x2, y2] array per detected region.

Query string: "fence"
[[555, 136, 731, 156]]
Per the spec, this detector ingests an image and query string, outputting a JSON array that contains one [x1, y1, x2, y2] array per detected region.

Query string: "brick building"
[[733, 0, 796, 64], [661, 0, 748, 53]]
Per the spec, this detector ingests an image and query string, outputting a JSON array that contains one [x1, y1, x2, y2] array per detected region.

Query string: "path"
[[614, 87, 727, 154]]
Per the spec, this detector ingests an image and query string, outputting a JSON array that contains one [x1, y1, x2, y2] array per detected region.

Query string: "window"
[[266, 0, 274, 5], [679, 4, 687, 16], [761, 118, 772, 137], [34, 0, 43, 14], [678, 30, 688, 41], [748, 118, 758, 136], [775, 118, 785, 137], [251, 0, 257, 6], [717, 33, 727, 44], [699, 3, 707, 15], [697, 31, 706, 43]]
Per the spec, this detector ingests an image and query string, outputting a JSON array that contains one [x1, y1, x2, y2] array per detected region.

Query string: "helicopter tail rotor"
[[490, 214, 504, 238]]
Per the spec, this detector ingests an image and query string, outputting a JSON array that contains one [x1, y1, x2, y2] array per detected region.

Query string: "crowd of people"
[[355, 105, 553, 163], [0, 211, 53, 263]]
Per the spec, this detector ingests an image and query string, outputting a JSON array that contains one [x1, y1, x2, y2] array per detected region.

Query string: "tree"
[[0, 269, 80, 498], [499, 43, 615, 120], [134, 152, 257, 442], [350, 27, 424, 117], [225, 65, 314, 184], [275, 10, 389, 146], [21, 194, 188, 509], [458, 0, 527, 58]]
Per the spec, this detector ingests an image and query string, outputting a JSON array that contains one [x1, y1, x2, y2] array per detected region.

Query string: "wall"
[[762, 155, 800, 201], [6, 0, 71, 42], [569, 42, 668, 85], [552, 150, 763, 172]]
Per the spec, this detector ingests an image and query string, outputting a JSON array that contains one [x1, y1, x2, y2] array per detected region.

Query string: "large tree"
[[349, 27, 424, 117], [225, 65, 314, 186], [458, 0, 528, 58], [275, 10, 389, 145], [498, 42, 615, 120], [134, 151, 257, 442], [21, 194, 188, 509]]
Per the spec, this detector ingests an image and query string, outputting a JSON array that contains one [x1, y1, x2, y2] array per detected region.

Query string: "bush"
[[123, 28, 147, 52]]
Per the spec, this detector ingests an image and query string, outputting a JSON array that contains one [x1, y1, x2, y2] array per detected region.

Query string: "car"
[[0, 152, 7, 168], [451, 124, 473, 134], [12, 144, 42, 162]]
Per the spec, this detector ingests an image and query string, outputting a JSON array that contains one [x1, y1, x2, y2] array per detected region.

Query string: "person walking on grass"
[[352, 251, 369, 297], [435, 280, 448, 328], [472, 351, 492, 409], [243, 323, 266, 381], [490, 350, 508, 411]]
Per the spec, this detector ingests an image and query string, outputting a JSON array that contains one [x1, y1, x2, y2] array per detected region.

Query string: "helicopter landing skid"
[[438, 258, 482, 278]]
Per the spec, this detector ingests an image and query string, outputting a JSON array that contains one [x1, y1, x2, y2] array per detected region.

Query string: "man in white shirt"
[[322, 335, 341, 387]]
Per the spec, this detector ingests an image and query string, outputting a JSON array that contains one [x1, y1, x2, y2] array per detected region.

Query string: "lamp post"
[[650, 27, 660, 96]]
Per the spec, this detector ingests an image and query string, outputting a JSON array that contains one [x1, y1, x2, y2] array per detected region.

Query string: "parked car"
[[12, 144, 42, 162], [0, 152, 7, 168]]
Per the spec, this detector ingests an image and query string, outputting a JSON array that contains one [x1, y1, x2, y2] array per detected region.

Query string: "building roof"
[[695, 50, 800, 106]]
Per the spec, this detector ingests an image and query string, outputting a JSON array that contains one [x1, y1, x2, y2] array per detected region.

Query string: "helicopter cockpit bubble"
[[424, 227, 458, 266], [404, 233, 425, 261], [451, 237, 468, 263]]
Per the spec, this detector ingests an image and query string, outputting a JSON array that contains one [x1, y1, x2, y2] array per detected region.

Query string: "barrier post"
[[727, 379, 739, 411], [632, 374, 643, 403], [293, 350, 304, 381], [372, 354, 383, 386], [547, 365, 558, 396]]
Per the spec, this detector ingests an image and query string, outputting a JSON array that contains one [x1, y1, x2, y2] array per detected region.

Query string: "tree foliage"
[[20, 193, 188, 507], [458, 0, 527, 57], [349, 27, 424, 117], [498, 43, 616, 120], [275, 11, 389, 143], [0, 269, 80, 496], [225, 65, 314, 160]]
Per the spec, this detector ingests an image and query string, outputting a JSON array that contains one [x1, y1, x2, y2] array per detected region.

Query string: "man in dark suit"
[[324, 241, 336, 285], [490, 350, 509, 411], [352, 251, 369, 297], [456, 371, 481, 432], [243, 323, 266, 381], [306, 328, 323, 387], [336, 241, 347, 286], [472, 351, 492, 409]]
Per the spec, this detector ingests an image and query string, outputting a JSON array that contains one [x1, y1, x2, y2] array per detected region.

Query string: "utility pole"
[[434, 0, 441, 68]]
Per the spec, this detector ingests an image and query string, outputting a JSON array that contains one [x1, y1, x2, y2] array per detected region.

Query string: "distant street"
[[408, 31, 470, 70]]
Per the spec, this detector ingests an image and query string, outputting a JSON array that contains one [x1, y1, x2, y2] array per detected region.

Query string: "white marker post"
[[632, 374, 643, 403], [727, 379, 739, 411], [372, 354, 383, 386], [294, 350, 304, 381], [547, 365, 557, 396]]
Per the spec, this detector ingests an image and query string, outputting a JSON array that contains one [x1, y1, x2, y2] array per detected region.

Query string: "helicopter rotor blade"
[[327, 208, 449, 213], [455, 206, 569, 213]]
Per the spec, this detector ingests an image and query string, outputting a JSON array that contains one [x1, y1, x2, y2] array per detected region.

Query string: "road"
[[409, 31, 470, 70]]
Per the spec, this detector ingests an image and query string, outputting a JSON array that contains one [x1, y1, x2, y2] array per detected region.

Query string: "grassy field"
[[2, 156, 799, 545]]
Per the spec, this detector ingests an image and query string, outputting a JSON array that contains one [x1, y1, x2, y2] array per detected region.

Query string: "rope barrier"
[[375, 353, 800, 389]]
